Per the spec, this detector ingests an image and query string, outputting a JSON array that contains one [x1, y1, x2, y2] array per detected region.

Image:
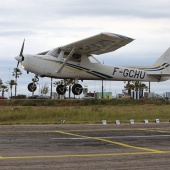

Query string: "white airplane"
[[15, 32, 170, 95]]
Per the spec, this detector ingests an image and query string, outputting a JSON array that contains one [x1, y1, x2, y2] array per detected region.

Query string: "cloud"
[[24, 0, 169, 19], [37, 0, 168, 19]]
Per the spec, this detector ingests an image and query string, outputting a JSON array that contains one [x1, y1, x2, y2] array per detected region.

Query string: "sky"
[[0, 0, 170, 98]]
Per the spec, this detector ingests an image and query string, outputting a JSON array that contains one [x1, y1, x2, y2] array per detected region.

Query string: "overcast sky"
[[0, 0, 170, 97]]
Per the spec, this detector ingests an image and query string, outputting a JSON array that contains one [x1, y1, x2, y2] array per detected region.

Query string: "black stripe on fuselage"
[[138, 63, 169, 71], [66, 63, 113, 79], [42, 58, 113, 79]]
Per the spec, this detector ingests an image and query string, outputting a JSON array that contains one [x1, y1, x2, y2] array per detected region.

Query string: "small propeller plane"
[[15, 32, 170, 95]]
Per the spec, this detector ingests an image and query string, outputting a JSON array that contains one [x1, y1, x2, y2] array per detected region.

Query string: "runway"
[[0, 123, 170, 169]]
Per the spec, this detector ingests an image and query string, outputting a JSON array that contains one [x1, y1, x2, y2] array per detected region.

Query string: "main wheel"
[[72, 84, 83, 95], [56, 85, 66, 95], [28, 83, 37, 92]]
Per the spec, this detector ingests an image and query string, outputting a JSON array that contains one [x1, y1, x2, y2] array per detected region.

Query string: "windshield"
[[46, 48, 61, 57]]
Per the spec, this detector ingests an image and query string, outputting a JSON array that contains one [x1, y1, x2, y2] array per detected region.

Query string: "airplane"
[[15, 32, 170, 95]]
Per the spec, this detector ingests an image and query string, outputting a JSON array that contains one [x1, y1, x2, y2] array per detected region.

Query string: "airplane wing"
[[60, 32, 134, 55]]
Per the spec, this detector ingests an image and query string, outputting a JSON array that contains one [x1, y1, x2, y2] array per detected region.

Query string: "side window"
[[72, 54, 81, 62], [64, 52, 81, 62]]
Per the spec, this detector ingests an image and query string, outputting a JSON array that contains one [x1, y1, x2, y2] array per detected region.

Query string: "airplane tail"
[[153, 47, 170, 67], [146, 47, 170, 76]]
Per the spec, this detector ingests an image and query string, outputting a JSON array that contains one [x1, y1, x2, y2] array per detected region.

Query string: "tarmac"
[[0, 123, 170, 170]]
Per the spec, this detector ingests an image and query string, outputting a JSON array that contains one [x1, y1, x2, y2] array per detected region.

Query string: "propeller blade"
[[17, 61, 19, 68], [19, 39, 25, 57], [15, 39, 25, 67]]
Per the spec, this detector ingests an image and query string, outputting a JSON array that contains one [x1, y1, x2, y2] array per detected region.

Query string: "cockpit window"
[[88, 55, 100, 63], [47, 48, 60, 57], [64, 52, 81, 62]]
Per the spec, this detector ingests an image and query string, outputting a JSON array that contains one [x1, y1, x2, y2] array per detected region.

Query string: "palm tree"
[[12, 68, 22, 96], [134, 81, 148, 98], [124, 81, 135, 96], [0, 79, 2, 86], [0, 79, 8, 97], [6, 80, 17, 99], [0, 85, 8, 97], [124, 81, 148, 98]]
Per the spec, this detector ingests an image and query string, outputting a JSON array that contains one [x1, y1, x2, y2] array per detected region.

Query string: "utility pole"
[[51, 78, 53, 99], [102, 60, 104, 99], [102, 79, 104, 99]]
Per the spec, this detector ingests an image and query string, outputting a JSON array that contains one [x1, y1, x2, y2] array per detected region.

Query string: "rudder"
[[153, 47, 170, 66]]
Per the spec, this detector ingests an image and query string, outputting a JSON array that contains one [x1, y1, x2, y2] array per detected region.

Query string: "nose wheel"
[[28, 83, 37, 92], [27, 75, 39, 92]]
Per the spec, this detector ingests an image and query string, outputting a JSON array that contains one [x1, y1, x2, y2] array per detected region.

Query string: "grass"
[[0, 98, 168, 106], [0, 105, 170, 124]]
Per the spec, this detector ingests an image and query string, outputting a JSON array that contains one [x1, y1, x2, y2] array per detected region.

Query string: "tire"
[[56, 85, 66, 95], [72, 84, 83, 95], [28, 83, 37, 92]]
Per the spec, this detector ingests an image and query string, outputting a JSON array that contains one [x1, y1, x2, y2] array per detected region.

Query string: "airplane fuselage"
[[21, 53, 166, 82]]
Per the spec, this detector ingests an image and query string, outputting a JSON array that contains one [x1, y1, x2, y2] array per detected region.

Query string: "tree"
[[0, 85, 8, 97], [12, 68, 22, 96], [132, 81, 148, 91], [53, 80, 62, 98], [41, 84, 49, 95], [134, 81, 148, 98], [124, 81, 135, 95], [6, 80, 17, 99], [124, 81, 148, 98], [0, 79, 8, 97], [53, 80, 61, 87], [0, 79, 2, 86]]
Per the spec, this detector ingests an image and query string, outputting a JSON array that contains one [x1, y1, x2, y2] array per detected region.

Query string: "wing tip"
[[101, 32, 134, 41]]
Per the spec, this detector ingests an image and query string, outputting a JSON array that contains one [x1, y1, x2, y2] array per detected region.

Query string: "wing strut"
[[56, 47, 75, 73]]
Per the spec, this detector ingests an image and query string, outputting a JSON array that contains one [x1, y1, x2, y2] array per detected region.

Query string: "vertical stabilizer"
[[153, 47, 170, 66]]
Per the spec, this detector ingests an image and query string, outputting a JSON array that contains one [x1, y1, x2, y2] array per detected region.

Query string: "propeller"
[[15, 39, 25, 68]]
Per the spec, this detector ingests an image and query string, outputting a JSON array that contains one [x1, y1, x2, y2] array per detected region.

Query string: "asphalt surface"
[[0, 123, 170, 170]]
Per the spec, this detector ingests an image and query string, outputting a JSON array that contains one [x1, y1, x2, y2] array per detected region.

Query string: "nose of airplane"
[[15, 56, 23, 62]]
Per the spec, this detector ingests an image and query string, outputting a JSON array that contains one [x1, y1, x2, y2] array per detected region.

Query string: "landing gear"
[[28, 83, 37, 92], [72, 84, 83, 95], [55, 79, 83, 96], [27, 75, 39, 92], [56, 85, 66, 95]]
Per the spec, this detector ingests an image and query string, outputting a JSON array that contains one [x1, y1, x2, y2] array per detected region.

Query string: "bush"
[[11, 95, 27, 99]]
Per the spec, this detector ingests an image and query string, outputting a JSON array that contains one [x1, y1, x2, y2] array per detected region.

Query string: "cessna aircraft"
[[15, 32, 170, 95]]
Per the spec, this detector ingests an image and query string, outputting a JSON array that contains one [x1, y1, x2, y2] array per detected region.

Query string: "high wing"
[[60, 32, 134, 55], [37, 33, 134, 55]]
